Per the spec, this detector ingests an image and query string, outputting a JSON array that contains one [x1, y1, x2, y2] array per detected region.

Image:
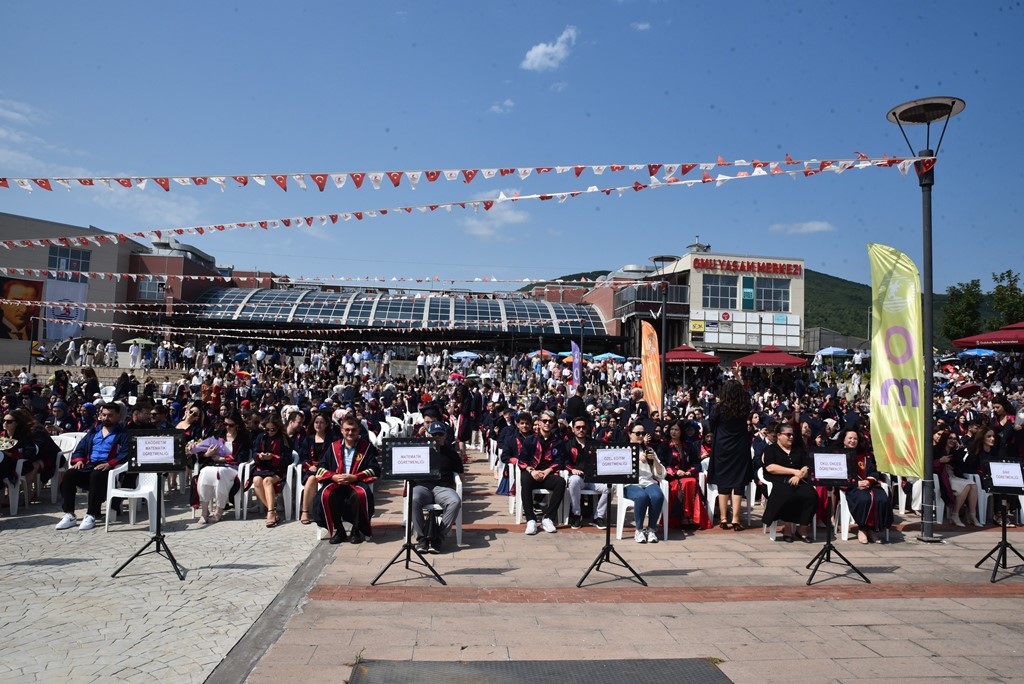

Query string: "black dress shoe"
[[329, 530, 347, 545], [415, 539, 429, 553], [349, 529, 365, 544]]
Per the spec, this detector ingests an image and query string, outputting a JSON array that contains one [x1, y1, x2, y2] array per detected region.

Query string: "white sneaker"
[[55, 513, 77, 530], [634, 529, 647, 543], [79, 514, 96, 531], [525, 519, 538, 535], [645, 528, 659, 544], [541, 518, 557, 534]]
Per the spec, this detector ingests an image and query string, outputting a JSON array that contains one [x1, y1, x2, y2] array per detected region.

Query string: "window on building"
[[702, 274, 737, 309], [47, 246, 91, 283], [138, 280, 164, 301], [755, 277, 790, 312]]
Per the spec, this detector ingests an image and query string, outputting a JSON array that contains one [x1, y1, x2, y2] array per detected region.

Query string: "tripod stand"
[[112, 472, 184, 580], [975, 497, 1024, 583], [371, 483, 446, 586], [577, 510, 646, 587], [806, 485, 870, 585]]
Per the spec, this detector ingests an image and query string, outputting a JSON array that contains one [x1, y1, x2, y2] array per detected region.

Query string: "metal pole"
[[918, 148, 939, 542], [28, 316, 36, 376], [660, 281, 668, 412]]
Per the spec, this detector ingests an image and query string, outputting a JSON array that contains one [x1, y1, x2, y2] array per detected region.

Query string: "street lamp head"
[[886, 97, 965, 126]]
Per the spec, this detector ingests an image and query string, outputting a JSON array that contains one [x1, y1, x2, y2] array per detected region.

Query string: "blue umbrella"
[[958, 348, 998, 358], [233, 352, 250, 362], [593, 352, 625, 362], [816, 347, 852, 356], [451, 351, 480, 360]]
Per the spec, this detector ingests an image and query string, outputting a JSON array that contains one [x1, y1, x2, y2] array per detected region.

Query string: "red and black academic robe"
[[312, 438, 379, 537], [841, 449, 893, 533]]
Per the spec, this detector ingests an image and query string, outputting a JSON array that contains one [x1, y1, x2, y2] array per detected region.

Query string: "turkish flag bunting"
[[483, 200, 494, 210], [701, 171, 713, 183], [632, 181, 647, 191], [154, 177, 170, 191], [304, 217, 314, 226], [610, 164, 625, 172], [647, 164, 661, 177], [33, 179, 53, 191], [192, 177, 209, 185], [329, 214, 339, 224], [819, 161, 833, 171], [196, 227, 205, 235], [311, 174, 328, 191], [272, 175, 288, 191], [574, 165, 586, 177], [77, 178, 95, 186], [462, 169, 478, 184], [752, 160, 767, 169], [354, 212, 363, 220], [500, 168, 515, 176], [214, 225, 225, 231], [259, 221, 268, 229], [716, 156, 732, 166], [856, 151, 870, 160], [785, 153, 798, 165], [350, 172, 366, 189], [115, 178, 132, 188], [386, 171, 403, 187], [0, 178, 7, 188], [425, 170, 441, 182], [536, 167, 553, 174], [233, 175, 249, 186], [282, 219, 291, 227], [916, 158, 937, 175]]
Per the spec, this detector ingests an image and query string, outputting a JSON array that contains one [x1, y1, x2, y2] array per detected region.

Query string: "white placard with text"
[[136, 436, 177, 465], [813, 452, 848, 481], [990, 462, 1024, 489], [596, 448, 633, 477], [392, 445, 431, 475]]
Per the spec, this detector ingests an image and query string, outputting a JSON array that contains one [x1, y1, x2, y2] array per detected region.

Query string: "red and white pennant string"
[[0, 153, 933, 194], [0, 154, 931, 251]]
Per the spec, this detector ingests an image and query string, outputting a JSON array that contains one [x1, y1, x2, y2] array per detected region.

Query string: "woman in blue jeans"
[[626, 423, 666, 543]]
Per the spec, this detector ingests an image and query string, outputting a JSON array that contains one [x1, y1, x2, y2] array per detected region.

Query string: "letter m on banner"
[[868, 243, 924, 478]]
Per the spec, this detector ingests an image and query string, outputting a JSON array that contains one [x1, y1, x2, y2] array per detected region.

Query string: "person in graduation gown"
[[706, 379, 753, 530], [836, 428, 893, 543], [313, 415, 379, 544]]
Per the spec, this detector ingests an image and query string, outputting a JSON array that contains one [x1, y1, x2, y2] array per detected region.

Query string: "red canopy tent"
[[664, 344, 720, 365], [733, 345, 807, 368], [952, 323, 1024, 350]]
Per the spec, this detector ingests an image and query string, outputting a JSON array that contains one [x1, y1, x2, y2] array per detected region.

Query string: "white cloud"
[[488, 98, 515, 114], [460, 189, 529, 239], [631, 22, 651, 31], [520, 26, 578, 72], [549, 81, 568, 93], [0, 99, 39, 125], [768, 220, 837, 235]]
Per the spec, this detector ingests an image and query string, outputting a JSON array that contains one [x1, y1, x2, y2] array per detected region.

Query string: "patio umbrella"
[[733, 345, 807, 368], [954, 382, 983, 398], [815, 346, 851, 356], [593, 352, 625, 362], [451, 351, 480, 360], [664, 344, 720, 365], [527, 349, 556, 359], [953, 326, 1024, 350], [957, 348, 999, 359], [233, 352, 250, 362], [236, 370, 252, 380], [122, 337, 156, 346]]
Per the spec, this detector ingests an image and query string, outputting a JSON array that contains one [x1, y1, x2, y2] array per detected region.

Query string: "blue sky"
[[1, 2, 1021, 292]]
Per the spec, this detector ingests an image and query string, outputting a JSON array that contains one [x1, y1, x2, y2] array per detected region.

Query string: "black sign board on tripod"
[[975, 460, 1024, 582], [806, 452, 870, 585], [371, 438, 446, 586], [112, 430, 187, 581], [577, 445, 646, 587]]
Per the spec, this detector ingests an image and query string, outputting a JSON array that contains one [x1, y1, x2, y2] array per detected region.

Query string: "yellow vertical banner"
[[868, 243, 925, 478], [640, 320, 662, 417]]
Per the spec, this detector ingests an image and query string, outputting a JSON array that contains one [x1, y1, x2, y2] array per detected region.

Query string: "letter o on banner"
[[884, 326, 914, 365]]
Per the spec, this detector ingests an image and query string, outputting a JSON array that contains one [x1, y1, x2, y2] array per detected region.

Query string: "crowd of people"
[[1, 339, 1021, 548]]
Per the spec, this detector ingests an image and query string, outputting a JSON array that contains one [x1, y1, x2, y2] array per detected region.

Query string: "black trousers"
[[519, 470, 566, 521], [60, 468, 109, 517]]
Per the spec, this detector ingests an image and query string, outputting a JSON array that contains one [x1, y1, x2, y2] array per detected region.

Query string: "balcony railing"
[[613, 283, 689, 319]]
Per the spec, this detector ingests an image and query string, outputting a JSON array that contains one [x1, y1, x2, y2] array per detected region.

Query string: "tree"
[[988, 269, 1024, 329], [941, 279, 983, 341]]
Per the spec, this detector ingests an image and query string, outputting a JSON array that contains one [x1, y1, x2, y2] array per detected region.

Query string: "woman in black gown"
[[837, 428, 893, 543], [762, 422, 817, 542], [706, 379, 753, 530]]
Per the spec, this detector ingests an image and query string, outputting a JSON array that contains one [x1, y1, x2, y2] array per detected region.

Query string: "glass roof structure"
[[190, 288, 607, 337]]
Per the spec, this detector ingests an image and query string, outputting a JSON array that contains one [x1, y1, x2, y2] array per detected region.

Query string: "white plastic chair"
[[965, 473, 988, 525], [562, 470, 605, 525], [702, 459, 754, 527], [932, 474, 947, 524], [400, 473, 463, 546], [51, 431, 86, 504], [513, 465, 566, 525], [4, 459, 32, 515], [315, 481, 376, 541], [897, 476, 922, 515], [614, 480, 670, 541], [104, 463, 165, 533], [836, 485, 890, 542]]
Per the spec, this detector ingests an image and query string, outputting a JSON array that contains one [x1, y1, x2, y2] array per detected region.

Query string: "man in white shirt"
[[64, 339, 77, 366], [128, 342, 141, 369]]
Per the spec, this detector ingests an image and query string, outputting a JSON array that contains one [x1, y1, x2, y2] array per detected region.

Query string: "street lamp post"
[[650, 255, 678, 411], [887, 96, 966, 542]]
